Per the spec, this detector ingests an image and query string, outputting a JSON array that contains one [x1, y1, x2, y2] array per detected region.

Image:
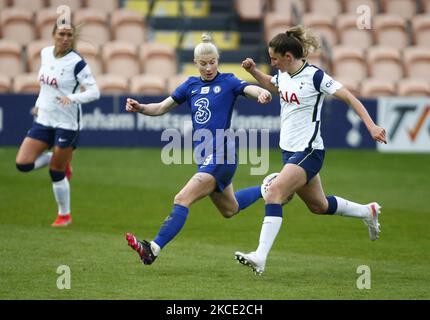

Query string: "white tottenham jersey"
[[35, 46, 100, 130], [271, 62, 342, 152]]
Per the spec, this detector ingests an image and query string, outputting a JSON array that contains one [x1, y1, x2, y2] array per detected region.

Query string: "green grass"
[[0, 147, 429, 299]]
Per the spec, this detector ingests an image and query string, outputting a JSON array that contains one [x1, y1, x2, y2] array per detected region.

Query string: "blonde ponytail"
[[194, 32, 220, 59]]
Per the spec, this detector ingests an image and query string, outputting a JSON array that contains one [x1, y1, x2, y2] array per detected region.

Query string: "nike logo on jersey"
[[58, 138, 67, 143], [191, 89, 198, 94]]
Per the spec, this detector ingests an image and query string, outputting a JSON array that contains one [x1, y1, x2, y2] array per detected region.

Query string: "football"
[[260, 172, 294, 205]]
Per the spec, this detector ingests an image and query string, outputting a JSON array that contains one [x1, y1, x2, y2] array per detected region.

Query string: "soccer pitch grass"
[[0, 147, 429, 300]]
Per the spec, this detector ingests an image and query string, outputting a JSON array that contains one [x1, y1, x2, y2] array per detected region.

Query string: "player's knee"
[[174, 192, 191, 207], [16, 163, 34, 172], [219, 208, 236, 219], [308, 203, 327, 215], [264, 185, 284, 204]]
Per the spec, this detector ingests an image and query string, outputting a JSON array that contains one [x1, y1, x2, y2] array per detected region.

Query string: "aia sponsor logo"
[[39, 74, 58, 89]]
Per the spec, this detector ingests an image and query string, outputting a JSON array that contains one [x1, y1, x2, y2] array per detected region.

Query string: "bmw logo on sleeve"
[[194, 98, 211, 124]]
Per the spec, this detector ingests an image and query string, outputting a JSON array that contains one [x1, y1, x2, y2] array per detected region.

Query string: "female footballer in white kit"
[[235, 26, 387, 275], [15, 23, 100, 227]]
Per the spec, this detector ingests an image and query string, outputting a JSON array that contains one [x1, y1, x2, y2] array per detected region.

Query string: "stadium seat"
[[111, 9, 147, 44], [26, 39, 51, 73], [307, 50, 330, 72], [148, 31, 180, 47], [102, 41, 140, 78], [379, 0, 418, 20], [332, 76, 361, 97], [341, 0, 378, 14], [13, 73, 40, 93], [140, 42, 177, 77], [303, 14, 337, 49], [151, 0, 180, 17], [264, 12, 292, 43], [0, 8, 35, 45], [182, 0, 210, 17], [366, 46, 403, 81], [360, 78, 395, 97], [424, 0, 430, 13], [397, 78, 430, 97], [124, 0, 150, 17], [403, 46, 430, 81], [0, 40, 23, 77], [130, 74, 166, 95], [47, 0, 83, 11], [373, 15, 409, 49], [336, 14, 373, 50], [10, 0, 46, 11], [73, 9, 110, 46], [0, 75, 12, 92], [307, 0, 342, 19], [0, 0, 6, 10], [167, 73, 189, 95], [235, 0, 264, 21], [76, 41, 102, 75], [95, 73, 129, 95], [181, 31, 240, 50], [271, 0, 306, 17], [84, 0, 118, 13], [331, 46, 367, 82], [411, 15, 430, 47], [35, 8, 59, 40]]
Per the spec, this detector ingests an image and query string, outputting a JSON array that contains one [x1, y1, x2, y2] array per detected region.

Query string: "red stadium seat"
[[0, 40, 24, 77], [47, 0, 83, 11], [379, 0, 418, 20], [111, 9, 147, 44], [264, 12, 292, 43], [397, 78, 430, 97], [13, 73, 40, 93], [73, 9, 110, 46], [341, 0, 378, 14], [403, 46, 430, 81], [235, 0, 264, 21], [303, 14, 337, 49], [140, 42, 177, 77], [373, 14, 409, 49], [76, 41, 102, 75], [102, 41, 140, 78], [84, 0, 118, 13], [307, 0, 342, 19], [10, 0, 46, 11], [366, 46, 403, 81], [332, 76, 361, 97], [0, 8, 35, 45], [360, 78, 395, 98], [336, 14, 373, 50], [35, 8, 58, 40], [130, 74, 166, 95], [167, 73, 189, 95], [332, 46, 367, 82], [411, 15, 430, 47], [26, 39, 51, 73], [95, 73, 129, 95], [0, 75, 12, 92]]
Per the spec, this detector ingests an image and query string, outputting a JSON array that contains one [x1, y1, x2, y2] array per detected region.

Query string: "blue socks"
[[265, 203, 283, 217], [235, 185, 262, 213], [325, 195, 338, 214], [154, 204, 189, 249]]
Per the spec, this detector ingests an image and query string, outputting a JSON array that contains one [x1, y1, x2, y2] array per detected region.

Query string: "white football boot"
[[234, 251, 266, 275], [363, 202, 382, 241]]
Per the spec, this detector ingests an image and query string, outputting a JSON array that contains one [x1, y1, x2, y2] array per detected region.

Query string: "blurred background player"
[[235, 26, 387, 275], [125, 33, 272, 265], [15, 22, 100, 227]]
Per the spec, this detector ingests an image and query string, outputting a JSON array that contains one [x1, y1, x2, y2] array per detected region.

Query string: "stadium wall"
[[0, 94, 427, 151]]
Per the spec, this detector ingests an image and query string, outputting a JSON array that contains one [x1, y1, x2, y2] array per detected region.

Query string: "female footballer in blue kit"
[[125, 34, 272, 265], [15, 23, 100, 227], [234, 26, 387, 275]]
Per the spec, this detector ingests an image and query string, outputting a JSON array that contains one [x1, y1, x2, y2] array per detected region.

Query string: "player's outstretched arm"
[[125, 96, 178, 116], [243, 85, 272, 104], [334, 87, 387, 144], [242, 58, 278, 93]]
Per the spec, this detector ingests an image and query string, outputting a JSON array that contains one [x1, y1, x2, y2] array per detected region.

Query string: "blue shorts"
[[197, 153, 238, 193], [282, 149, 325, 183], [27, 122, 79, 149]]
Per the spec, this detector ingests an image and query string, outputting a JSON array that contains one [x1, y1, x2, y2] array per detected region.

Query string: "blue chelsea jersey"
[[171, 72, 249, 152]]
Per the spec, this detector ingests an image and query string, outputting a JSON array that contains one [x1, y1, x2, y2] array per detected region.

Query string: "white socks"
[[52, 178, 70, 216], [334, 196, 369, 218], [34, 152, 52, 169], [150, 241, 161, 256], [255, 216, 283, 260]]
